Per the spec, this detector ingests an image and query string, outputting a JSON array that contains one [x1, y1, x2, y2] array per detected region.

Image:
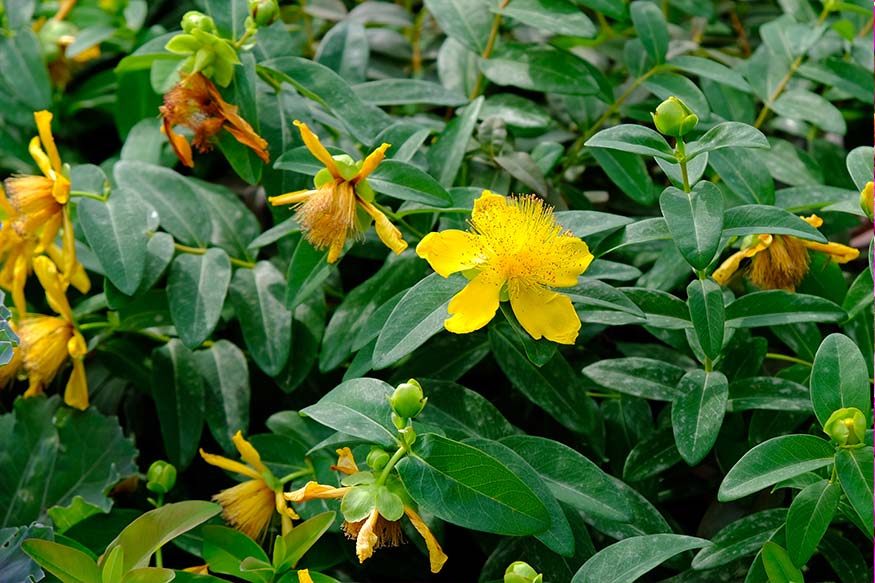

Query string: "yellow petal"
[[232, 430, 269, 475], [354, 143, 390, 183], [297, 570, 315, 583], [12, 253, 29, 316], [357, 198, 407, 255], [509, 282, 580, 344], [213, 479, 276, 540], [294, 120, 341, 179], [52, 173, 70, 205], [471, 190, 507, 224], [33, 256, 73, 322], [28, 136, 54, 179], [276, 489, 300, 522], [404, 507, 448, 574], [416, 230, 482, 278], [327, 237, 345, 264], [182, 565, 210, 575], [801, 214, 823, 228], [541, 237, 594, 287], [64, 358, 88, 410], [199, 449, 263, 481], [268, 189, 315, 207], [445, 270, 502, 334], [34, 111, 63, 174], [284, 481, 350, 503], [712, 235, 772, 285], [331, 447, 359, 475], [355, 509, 380, 563], [799, 240, 860, 263]]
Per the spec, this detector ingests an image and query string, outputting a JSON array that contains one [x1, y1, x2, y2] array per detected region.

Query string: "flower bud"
[[146, 460, 177, 494], [652, 96, 699, 138], [249, 0, 279, 27], [860, 181, 873, 221], [181, 11, 217, 34], [504, 561, 543, 583], [823, 407, 867, 447], [390, 379, 426, 419], [367, 447, 391, 471]]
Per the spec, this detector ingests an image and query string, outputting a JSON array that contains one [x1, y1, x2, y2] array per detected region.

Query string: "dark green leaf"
[[368, 160, 453, 206], [687, 279, 725, 359], [692, 509, 787, 570], [725, 291, 846, 328], [672, 370, 728, 465], [835, 447, 874, 537], [495, 0, 596, 37], [583, 357, 686, 401], [300, 378, 398, 448], [727, 377, 811, 413], [786, 480, 840, 566], [230, 262, 291, 376], [21, 540, 99, 583], [167, 249, 232, 349], [152, 340, 205, 469], [761, 542, 804, 583], [585, 125, 675, 161], [572, 534, 709, 583], [623, 426, 681, 481], [660, 181, 724, 270], [424, 0, 493, 53], [195, 341, 251, 454], [630, 1, 669, 64], [810, 333, 872, 427], [685, 122, 769, 161], [427, 97, 483, 187], [479, 44, 600, 96]]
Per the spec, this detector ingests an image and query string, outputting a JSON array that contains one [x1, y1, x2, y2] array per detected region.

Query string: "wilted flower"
[[160, 72, 270, 168], [416, 191, 593, 344], [268, 121, 407, 263], [14, 256, 88, 409], [285, 449, 448, 573], [713, 215, 859, 291], [200, 431, 299, 540]]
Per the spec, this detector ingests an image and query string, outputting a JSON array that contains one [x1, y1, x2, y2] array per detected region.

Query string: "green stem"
[[704, 356, 713, 372], [468, 0, 509, 100], [234, 27, 255, 48], [279, 466, 314, 485], [173, 242, 256, 268], [765, 352, 812, 367], [69, 190, 107, 202], [154, 493, 165, 568], [675, 138, 691, 193], [78, 321, 111, 331], [375, 446, 408, 486], [585, 391, 621, 399]]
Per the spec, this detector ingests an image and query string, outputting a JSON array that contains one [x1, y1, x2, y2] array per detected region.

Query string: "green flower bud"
[[367, 447, 391, 471], [504, 561, 543, 583], [146, 460, 177, 494], [250, 0, 279, 27], [390, 379, 427, 419], [181, 11, 217, 35], [652, 96, 699, 138], [823, 407, 867, 447], [860, 182, 873, 221]]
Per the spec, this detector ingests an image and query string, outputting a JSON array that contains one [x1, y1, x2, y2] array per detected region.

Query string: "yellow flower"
[[17, 256, 88, 410], [416, 191, 593, 344], [268, 121, 407, 263], [160, 73, 270, 168], [861, 181, 873, 221], [713, 215, 859, 291], [284, 451, 448, 574], [200, 431, 299, 540], [2, 111, 89, 302], [296, 570, 314, 583]]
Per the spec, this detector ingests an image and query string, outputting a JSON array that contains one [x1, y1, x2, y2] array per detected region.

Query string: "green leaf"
[[667, 55, 752, 93], [229, 262, 291, 376], [660, 182, 724, 270], [643, 72, 710, 119], [725, 291, 846, 328], [691, 509, 787, 569], [835, 447, 874, 537], [687, 279, 725, 359], [0, 397, 137, 529], [727, 377, 812, 413], [572, 534, 709, 583], [353, 79, 466, 106], [623, 426, 681, 481], [582, 357, 686, 401], [151, 340, 205, 469], [479, 44, 600, 96], [761, 542, 805, 583], [672, 370, 729, 465], [78, 189, 149, 296], [167, 249, 232, 349], [630, 1, 669, 64], [372, 273, 466, 369], [846, 146, 874, 192], [490, 321, 601, 435], [418, 380, 516, 441], [427, 97, 483, 187], [202, 525, 271, 583], [554, 210, 635, 239], [810, 334, 872, 427], [466, 438, 574, 556], [565, 279, 646, 317], [0, 30, 51, 110], [585, 125, 675, 161], [122, 568, 175, 583], [786, 480, 840, 566], [819, 531, 872, 583], [21, 540, 100, 583], [102, 501, 221, 572], [495, 0, 596, 37], [424, 0, 493, 53], [500, 435, 629, 522], [685, 122, 770, 161], [843, 268, 874, 322], [597, 219, 673, 256], [397, 433, 551, 536], [192, 179, 261, 262], [315, 21, 369, 84], [275, 511, 336, 571], [772, 89, 846, 135], [718, 435, 835, 501], [285, 235, 334, 310], [708, 148, 775, 205], [494, 152, 549, 194], [590, 149, 658, 206], [368, 159, 453, 206], [300, 378, 398, 448], [195, 341, 250, 454], [114, 161, 212, 247]]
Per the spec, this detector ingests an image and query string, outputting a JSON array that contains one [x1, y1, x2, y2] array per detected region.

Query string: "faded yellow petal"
[[416, 230, 481, 278], [798, 240, 860, 263], [404, 507, 448, 574], [445, 270, 502, 334], [509, 282, 579, 344], [199, 449, 263, 481], [331, 447, 359, 475], [284, 481, 350, 503], [232, 430, 269, 475], [33, 256, 73, 322], [64, 358, 88, 410], [213, 478, 276, 540], [182, 565, 210, 575], [28, 136, 55, 179], [276, 489, 300, 522], [355, 509, 380, 563], [294, 120, 340, 178], [34, 111, 62, 174], [801, 214, 823, 228], [164, 118, 195, 168], [268, 189, 315, 207], [297, 570, 315, 583], [354, 143, 390, 183], [358, 198, 407, 255], [712, 235, 772, 285]]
